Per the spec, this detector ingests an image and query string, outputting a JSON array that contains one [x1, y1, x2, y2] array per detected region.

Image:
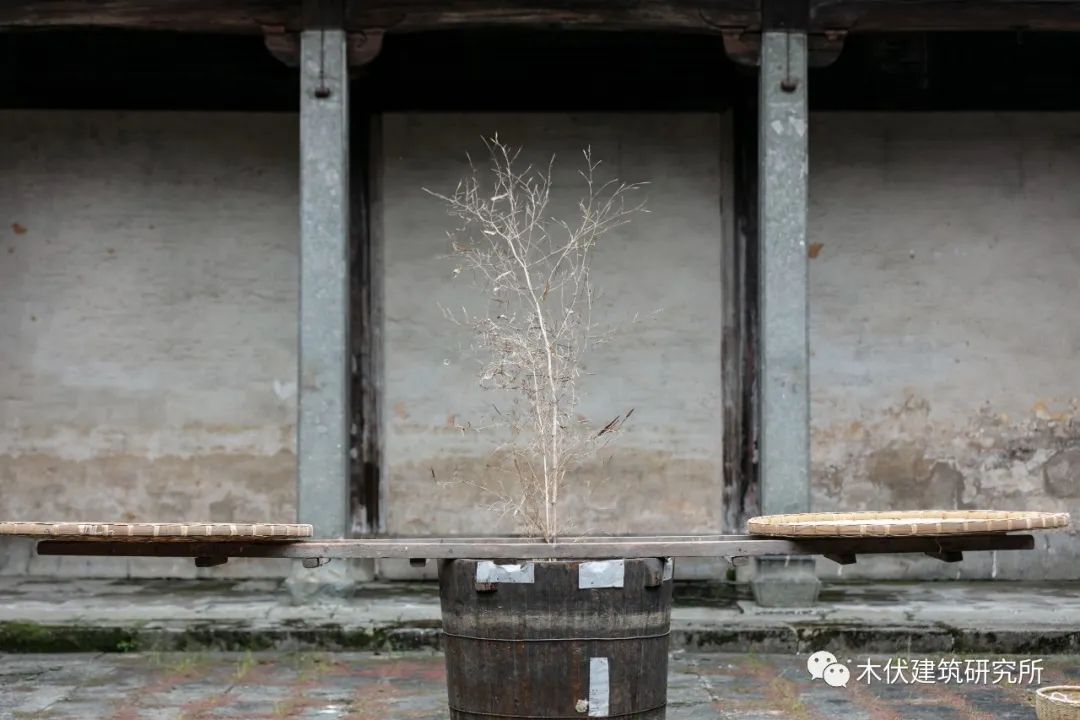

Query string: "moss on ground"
[[0, 619, 444, 654], [0, 621, 140, 653], [3, 616, 1079, 656]]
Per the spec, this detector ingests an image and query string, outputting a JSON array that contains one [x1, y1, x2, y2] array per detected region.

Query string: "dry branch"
[[428, 136, 647, 542]]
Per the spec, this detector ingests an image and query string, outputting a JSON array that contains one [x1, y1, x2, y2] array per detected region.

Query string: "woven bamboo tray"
[[0, 521, 313, 542], [747, 510, 1070, 538], [1037, 685, 1080, 720]]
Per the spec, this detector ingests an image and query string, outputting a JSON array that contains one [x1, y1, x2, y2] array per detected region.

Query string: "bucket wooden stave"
[[439, 557, 672, 719]]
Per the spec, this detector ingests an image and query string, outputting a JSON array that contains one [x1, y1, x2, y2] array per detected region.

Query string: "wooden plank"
[[810, 0, 1080, 32], [0, 1, 299, 33], [347, 0, 758, 33], [35, 533, 1036, 560], [720, 103, 753, 533], [723, 76, 761, 530], [349, 111, 383, 534], [0, 0, 757, 34], [4, 1, 1080, 34]]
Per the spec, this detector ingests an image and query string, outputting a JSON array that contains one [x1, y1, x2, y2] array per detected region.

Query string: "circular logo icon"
[[807, 651, 838, 680], [823, 663, 850, 688]]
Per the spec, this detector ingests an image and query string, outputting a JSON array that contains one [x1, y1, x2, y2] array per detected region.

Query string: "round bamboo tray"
[[1037, 686, 1080, 720], [747, 510, 1070, 538], [0, 521, 313, 542]]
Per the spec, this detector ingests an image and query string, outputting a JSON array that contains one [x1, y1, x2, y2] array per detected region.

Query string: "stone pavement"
[[2, 577, 1080, 654], [0, 651, 1071, 719]]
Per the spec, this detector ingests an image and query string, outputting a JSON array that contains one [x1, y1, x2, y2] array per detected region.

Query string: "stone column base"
[[284, 558, 374, 602], [751, 556, 821, 608]]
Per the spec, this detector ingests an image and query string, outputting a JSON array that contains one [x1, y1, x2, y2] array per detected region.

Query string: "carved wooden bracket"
[[347, 29, 385, 66], [721, 28, 760, 67], [263, 25, 298, 65], [263, 25, 385, 67], [810, 30, 847, 67]]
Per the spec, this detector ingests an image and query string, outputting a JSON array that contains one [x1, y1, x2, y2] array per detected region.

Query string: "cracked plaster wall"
[[810, 113, 1080, 579], [3, 110, 1078, 581]]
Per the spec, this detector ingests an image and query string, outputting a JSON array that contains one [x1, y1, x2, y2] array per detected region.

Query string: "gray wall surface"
[[0, 112, 299, 577], [381, 113, 729, 538], [2, 110, 1078, 580], [810, 113, 1080, 579]]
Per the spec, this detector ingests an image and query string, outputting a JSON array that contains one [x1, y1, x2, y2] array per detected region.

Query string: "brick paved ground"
[[1, 651, 1072, 719]]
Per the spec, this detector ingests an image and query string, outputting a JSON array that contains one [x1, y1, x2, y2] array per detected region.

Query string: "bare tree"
[[428, 137, 646, 543]]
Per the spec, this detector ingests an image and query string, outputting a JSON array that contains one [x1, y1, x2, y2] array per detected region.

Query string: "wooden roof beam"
[[0, 1, 300, 34], [0, 0, 758, 35], [4, 1, 1080, 34], [810, 0, 1080, 33]]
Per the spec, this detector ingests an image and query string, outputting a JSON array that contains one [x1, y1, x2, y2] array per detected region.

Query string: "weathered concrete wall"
[[5, 109, 1077, 582], [809, 113, 1080, 579], [381, 113, 728, 538], [0, 111, 299, 577]]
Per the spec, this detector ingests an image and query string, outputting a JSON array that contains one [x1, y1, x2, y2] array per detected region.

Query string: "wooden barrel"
[[439, 557, 672, 719]]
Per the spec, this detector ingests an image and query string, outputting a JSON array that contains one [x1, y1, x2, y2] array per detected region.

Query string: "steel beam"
[[298, 14, 351, 539], [758, 30, 810, 517]]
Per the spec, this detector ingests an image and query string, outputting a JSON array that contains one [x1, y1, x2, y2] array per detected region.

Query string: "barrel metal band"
[[441, 630, 670, 643], [446, 702, 667, 719]]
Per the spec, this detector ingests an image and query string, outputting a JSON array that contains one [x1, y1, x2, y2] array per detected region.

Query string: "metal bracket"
[[925, 551, 964, 563], [409, 558, 428, 567], [579, 560, 626, 589], [302, 557, 331, 568], [824, 553, 857, 566]]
